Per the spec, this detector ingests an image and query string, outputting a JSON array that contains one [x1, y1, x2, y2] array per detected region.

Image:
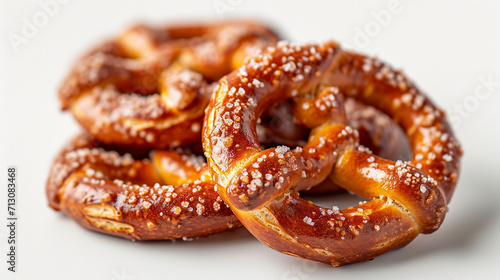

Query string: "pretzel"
[[46, 133, 241, 240], [58, 21, 279, 148], [202, 41, 462, 266]]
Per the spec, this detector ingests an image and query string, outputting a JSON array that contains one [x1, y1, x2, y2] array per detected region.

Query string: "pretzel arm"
[[331, 150, 444, 233], [243, 193, 419, 266]]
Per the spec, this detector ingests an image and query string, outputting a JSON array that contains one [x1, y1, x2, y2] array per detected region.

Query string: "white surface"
[[1, 1, 500, 279]]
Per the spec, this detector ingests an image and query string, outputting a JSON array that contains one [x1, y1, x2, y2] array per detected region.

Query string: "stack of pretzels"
[[46, 20, 461, 266]]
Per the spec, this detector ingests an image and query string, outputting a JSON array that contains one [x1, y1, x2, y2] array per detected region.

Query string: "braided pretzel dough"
[[59, 21, 279, 148], [202, 41, 461, 266]]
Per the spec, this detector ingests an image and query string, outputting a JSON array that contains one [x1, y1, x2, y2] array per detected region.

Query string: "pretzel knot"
[[59, 21, 279, 148], [202, 41, 462, 266]]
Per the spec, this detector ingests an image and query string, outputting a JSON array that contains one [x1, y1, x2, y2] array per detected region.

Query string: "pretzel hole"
[[301, 191, 366, 210], [344, 99, 411, 161], [257, 97, 411, 163], [257, 100, 310, 149], [256, 84, 346, 152]]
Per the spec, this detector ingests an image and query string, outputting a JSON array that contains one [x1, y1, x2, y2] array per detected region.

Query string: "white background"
[[1, 0, 500, 279]]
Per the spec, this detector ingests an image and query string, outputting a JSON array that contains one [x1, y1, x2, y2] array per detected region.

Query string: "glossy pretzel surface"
[[46, 133, 240, 240], [59, 21, 279, 148], [202, 41, 461, 266], [47, 100, 403, 241]]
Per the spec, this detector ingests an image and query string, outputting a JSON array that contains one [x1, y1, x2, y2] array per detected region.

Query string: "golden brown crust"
[[59, 21, 279, 148], [46, 133, 240, 240], [298, 98, 410, 195], [202, 41, 462, 266], [326, 51, 461, 203], [46, 103, 402, 240], [51, 19, 458, 265]]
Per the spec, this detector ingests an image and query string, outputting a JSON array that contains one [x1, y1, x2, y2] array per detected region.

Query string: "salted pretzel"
[[46, 133, 241, 240], [202, 41, 461, 266], [58, 21, 279, 148]]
